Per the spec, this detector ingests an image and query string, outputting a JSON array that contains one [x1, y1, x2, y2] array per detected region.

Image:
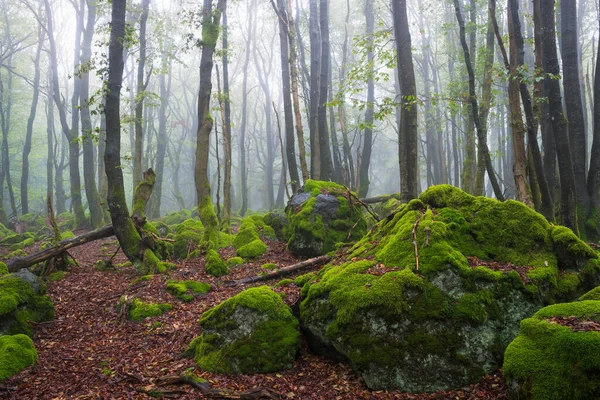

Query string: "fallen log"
[[360, 193, 401, 204], [155, 374, 279, 399], [6, 225, 115, 273], [226, 255, 331, 287]]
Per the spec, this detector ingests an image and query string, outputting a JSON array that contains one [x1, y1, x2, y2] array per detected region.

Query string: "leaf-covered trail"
[[1, 236, 509, 399]]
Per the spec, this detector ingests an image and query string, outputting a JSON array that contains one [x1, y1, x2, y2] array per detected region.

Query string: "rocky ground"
[[0, 234, 509, 399]]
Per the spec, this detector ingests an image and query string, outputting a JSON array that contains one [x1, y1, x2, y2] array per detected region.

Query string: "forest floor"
[[1, 234, 509, 399]]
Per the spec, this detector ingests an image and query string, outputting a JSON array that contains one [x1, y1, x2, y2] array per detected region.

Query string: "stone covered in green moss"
[[128, 298, 172, 321], [173, 219, 204, 259], [285, 180, 366, 257], [167, 280, 211, 302], [205, 249, 229, 277], [261, 263, 277, 271], [0, 262, 7, 275], [0, 270, 55, 336], [503, 301, 600, 399], [579, 286, 600, 301], [189, 286, 300, 374], [263, 213, 288, 240], [236, 239, 267, 259], [226, 257, 244, 267], [0, 334, 37, 382], [248, 214, 277, 239], [232, 218, 260, 249], [161, 209, 192, 226]]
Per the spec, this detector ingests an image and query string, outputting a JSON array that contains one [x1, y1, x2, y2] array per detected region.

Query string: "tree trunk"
[[80, 0, 104, 229], [105, 0, 144, 261], [309, 0, 321, 179], [358, 0, 375, 197], [21, 24, 43, 215], [194, 0, 226, 249], [537, 0, 578, 232], [338, 0, 355, 188], [317, 0, 334, 181], [221, 8, 232, 231], [586, 15, 600, 240], [133, 0, 150, 190], [239, 1, 253, 217], [392, 0, 419, 202]]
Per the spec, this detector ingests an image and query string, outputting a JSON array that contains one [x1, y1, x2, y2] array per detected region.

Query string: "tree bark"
[[220, 8, 232, 231], [392, 0, 419, 202], [309, 0, 321, 179], [587, 15, 600, 240], [317, 0, 334, 181], [239, 1, 253, 216], [537, 0, 578, 232], [226, 255, 331, 286], [133, 0, 150, 190]]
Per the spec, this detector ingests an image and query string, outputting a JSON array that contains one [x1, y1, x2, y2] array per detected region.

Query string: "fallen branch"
[[360, 193, 401, 204], [155, 374, 279, 399], [345, 186, 380, 222], [226, 255, 331, 287], [412, 211, 424, 271], [6, 225, 115, 272]]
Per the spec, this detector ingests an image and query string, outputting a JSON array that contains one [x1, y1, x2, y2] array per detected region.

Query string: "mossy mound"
[[263, 213, 288, 240], [285, 180, 366, 257], [166, 280, 211, 302], [0, 334, 37, 382], [205, 250, 229, 277], [188, 286, 300, 374], [18, 213, 46, 233], [160, 209, 192, 226], [503, 301, 600, 399], [226, 257, 244, 267], [248, 214, 277, 239], [127, 299, 172, 321], [236, 239, 267, 259], [173, 219, 204, 259], [0, 270, 55, 336], [579, 286, 600, 301], [299, 185, 600, 392], [0, 262, 7, 275], [232, 218, 260, 249]]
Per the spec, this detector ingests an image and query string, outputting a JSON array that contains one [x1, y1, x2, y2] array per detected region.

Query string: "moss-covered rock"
[[236, 239, 267, 259], [285, 180, 366, 257], [0, 262, 7, 275], [248, 214, 277, 239], [261, 263, 277, 271], [503, 301, 600, 399], [166, 280, 211, 302], [226, 257, 244, 267], [0, 334, 37, 382], [127, 298, 172, 321], [232, 218, 260, 249], [579, 286, 600, 301], [173, 219, 204, 259], [188, 286, 300, 374], [263, 212, 288, 240], [298, 185, 600, 392], [0, 270, 55, 336], [204, 250, 229, 277], [161, 209, 192, 226], [18, 213, 46, 232]]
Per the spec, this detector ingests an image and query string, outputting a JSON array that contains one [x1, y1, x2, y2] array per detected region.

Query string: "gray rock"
[[12, 269, 43, 294]]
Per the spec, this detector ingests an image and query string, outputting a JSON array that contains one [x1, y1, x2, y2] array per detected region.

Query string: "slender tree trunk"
[[221, 8, 232, 231], [309, 0, 321, 179], [21, 24, 43, 215], [537, 0, 578, 232], [392, 0, 419, 201], [586, 15, 600, 240], [338, 0, 354, 188], [317, 0, 334, 181], [358, 0, 375, 197], [46, 90, 55, 215], [453, 0, 504, 200], [133, 0, 150, 190], [80, 0, 104, 228], [194, 0, 225, 248], [239, 0, 253, 216]]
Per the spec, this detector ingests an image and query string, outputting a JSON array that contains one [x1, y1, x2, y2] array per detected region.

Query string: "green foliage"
[[127, 298, 172, 321], [189, 286, 300, 374], [205, 249, 229, 277], [504, 301, 600, 399], [0, 334, 37, 382], [236, 239, 267, 259], [166, 280, 211, 302]]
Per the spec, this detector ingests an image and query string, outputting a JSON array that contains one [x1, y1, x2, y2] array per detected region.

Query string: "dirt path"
[[1, 236, 509, 399]]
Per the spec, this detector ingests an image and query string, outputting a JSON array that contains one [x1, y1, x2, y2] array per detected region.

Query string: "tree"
[[586, 12, 600, 239], [537, 0, 578, 232], [194, 0, 226, 248], [238, 0, 253, 216], [309, 0, 321, 179], [392, 0, 418, 202], [358, 0, 374, 198], [317, 0, 334, 181]]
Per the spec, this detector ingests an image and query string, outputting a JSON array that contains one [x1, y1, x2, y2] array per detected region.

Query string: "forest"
[[1, 0, 600, 398]]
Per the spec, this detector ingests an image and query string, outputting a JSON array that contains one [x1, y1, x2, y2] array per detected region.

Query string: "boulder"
[[0, 334, 37, 382], [0, 270, 55, 336], [189, 286, 300, 374], [285, 180, 366, 257], [299, 185, 600, 392], [503, 298, 600, 399]]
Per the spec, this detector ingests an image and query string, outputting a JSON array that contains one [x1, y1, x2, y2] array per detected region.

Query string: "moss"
[[218, 232, 234, 248], [0, 262, 7, 275], [47, 271, 66, 282], [226, 257, 244, 267], [198, 196, 220, 249], [6, 249, 27, 259], [579, 286, 600, 301], [236, 239, 267, 259], [294, 272, 316, 288], [261, 263, 277, 271], [128, 298, 172, 321], [205, 249, 229, 277], [167, 280, 211, 302], [551, 225, 598, 269], [263, 212, 287, 240], [156, 261, 177, 273], [0, 334, 37, 382], [61, 231, 75, 240], [249, 214, 277, 239], [275, 278, 293, 287], [173, 229, 203, 259], [503, 301, 600, 400], [232, 219, 260, 249], [175, 219, 204, 235], [191, 286, 300, 374], [131, 275, 153, 284], [138, 249, 161, 275], [0, 275, 55, 336]]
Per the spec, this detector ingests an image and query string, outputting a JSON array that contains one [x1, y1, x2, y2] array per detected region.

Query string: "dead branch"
[[6, 225, 115, 272], [155, 374, 279, 399], [344, 186, 380, 222], [360, 193, 401, 204], [412, 211, 424, 271], [226, 255, 331, 287]]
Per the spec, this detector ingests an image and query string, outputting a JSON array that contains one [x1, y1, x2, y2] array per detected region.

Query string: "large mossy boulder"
[[299, 185, 600, 392], [285, 180, 366, 257], [189, 286, 300, 374], [0, 334, 37, 382], [172, 219, 204, 259], [0, 270, 55, 336], [503, 299, 600, 400]]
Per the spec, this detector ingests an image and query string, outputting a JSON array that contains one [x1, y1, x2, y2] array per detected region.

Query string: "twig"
[[155, 374, 280, 399], [109, 245, 121, 263], [344, 185, 380, 222], [412, 211, 424, 271]]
